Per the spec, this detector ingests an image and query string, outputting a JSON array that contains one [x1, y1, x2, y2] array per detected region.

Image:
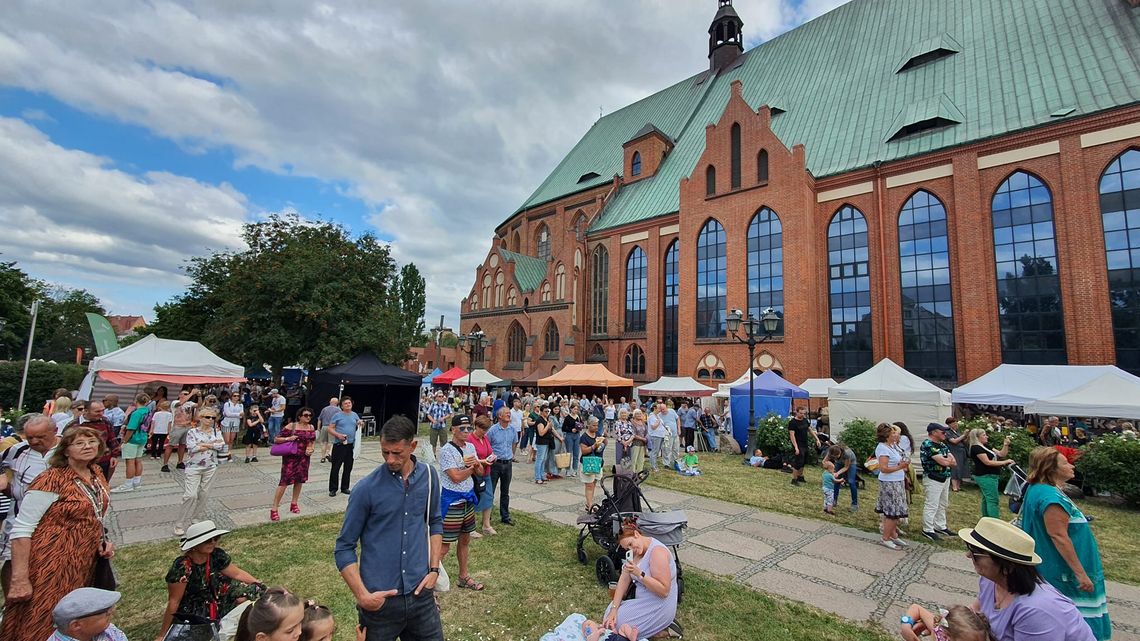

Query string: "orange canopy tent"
[[537, 364, 633, 389]]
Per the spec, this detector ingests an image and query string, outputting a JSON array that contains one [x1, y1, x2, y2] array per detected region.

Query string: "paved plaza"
[[108, 445, 1140, 639]]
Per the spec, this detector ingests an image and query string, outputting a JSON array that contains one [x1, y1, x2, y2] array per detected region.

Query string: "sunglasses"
[[459, 426, 474, 432], [300, 413, 312, 417], [965, 544, 990, 560]]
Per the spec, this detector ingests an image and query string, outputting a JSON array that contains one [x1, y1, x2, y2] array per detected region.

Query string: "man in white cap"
[[267, 388, 286, 443], [49, 587, 126, 641]]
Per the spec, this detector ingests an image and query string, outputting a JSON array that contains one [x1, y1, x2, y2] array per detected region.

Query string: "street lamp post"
[[726, 307, 780, 459], [457, 330, 490, 407]]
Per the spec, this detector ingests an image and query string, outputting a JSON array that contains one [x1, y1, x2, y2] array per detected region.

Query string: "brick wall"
[[463, 91, 1140, 386]]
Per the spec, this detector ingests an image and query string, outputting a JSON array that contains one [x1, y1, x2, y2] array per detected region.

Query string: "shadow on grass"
[[114, 511, 891, 641]]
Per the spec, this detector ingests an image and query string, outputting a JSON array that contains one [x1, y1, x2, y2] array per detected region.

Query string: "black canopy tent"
[[307, 353, 421, 430]]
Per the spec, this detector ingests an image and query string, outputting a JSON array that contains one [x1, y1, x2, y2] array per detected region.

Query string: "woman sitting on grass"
[[600, 518, 678, 638]]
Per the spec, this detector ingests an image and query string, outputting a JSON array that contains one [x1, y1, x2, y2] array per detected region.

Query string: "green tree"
[[396, 263, 427, 351], [0, 260, 36, 360], [147, 213, 423, 376], [32, 286, 107, 363]]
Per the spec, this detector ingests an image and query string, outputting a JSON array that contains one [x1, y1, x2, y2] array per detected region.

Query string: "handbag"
[[581, 455, 603, 475], [92, 551, 117, 590], [863, 456, 879, 472], [424, 463, 450, 592], [554, 451, 572, 469], [269, 440, 301, 457]]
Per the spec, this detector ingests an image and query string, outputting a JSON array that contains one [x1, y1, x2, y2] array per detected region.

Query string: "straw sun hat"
[[957, 517, 1042, 565]]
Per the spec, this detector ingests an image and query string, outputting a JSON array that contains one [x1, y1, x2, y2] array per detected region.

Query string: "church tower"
[[708, 0, 744, 72]]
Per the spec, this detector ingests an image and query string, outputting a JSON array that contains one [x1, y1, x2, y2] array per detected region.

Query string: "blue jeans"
[[703, 429, 718, 451], [267, 415, 284, 442], [534, 444, 549, 481], [648, 436, 665, 470], [563, 432, 581, 471], [832, 464, 859, 507], [521, 427, 536, 450], [358, 590, 443, 641]]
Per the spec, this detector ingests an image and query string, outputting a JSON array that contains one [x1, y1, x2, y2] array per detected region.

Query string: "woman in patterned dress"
[[270, 406, 316, 522], [2, 426, 113, 641]]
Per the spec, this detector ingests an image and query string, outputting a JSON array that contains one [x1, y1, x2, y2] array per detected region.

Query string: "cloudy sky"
[[0, 0, 849, 328]]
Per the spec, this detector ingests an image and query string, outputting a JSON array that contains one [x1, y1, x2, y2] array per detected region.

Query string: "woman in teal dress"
[[1020, 446, 1110, 640]]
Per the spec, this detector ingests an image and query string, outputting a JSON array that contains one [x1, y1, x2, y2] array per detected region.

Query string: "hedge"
[[0, 361, 86, 411]]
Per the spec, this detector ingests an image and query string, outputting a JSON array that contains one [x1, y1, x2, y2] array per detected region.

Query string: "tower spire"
[[708, 0, 744, 72]]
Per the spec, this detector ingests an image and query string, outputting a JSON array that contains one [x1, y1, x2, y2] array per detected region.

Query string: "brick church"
[[459, 0, 1140, 388]]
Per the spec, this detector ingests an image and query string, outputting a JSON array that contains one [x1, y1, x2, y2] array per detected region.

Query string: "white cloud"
[[0, 117, 249, 314], [0, 0, 849, 325]]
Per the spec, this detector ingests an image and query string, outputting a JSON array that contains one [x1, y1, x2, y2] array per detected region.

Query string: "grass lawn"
[[645, 451, 1140, 585], [115, 512, 891, 641]]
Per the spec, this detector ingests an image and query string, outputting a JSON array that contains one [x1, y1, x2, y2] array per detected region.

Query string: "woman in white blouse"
[[174, 408, 225, 537]]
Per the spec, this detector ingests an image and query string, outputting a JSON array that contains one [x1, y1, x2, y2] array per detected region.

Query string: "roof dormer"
[[623, 123, 674, 183]]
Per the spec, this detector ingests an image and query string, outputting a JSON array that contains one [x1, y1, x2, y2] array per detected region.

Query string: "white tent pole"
[[17, 299, 40, 411]]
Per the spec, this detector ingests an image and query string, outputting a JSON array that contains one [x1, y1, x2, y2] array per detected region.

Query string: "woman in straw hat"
[[157, 520, 265, 640], [958, 517, 1096, 641]]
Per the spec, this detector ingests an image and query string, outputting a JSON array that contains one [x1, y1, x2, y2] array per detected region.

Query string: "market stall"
[[78, 335, 245, 402], [828, 358, 952, 438], [637, 376, 716, 398], [308, 352, 422, 431], [728, 370, 808, 450], [537, 363, 633, 394]]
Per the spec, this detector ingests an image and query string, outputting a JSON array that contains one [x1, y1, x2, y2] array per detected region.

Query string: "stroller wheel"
[[577, 547, 588, 565], [595, 555, 617, 586]]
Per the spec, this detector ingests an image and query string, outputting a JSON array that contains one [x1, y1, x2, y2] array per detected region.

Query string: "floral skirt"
[[875, 480, 909, 519]]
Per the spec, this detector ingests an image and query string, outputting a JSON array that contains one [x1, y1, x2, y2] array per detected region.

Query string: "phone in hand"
[[625, 549, 634, 563], [486, 453, 497, 464]]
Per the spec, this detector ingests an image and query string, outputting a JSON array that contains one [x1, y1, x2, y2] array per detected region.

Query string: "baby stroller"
[[1003, 461, 1029, 518], [575, 468, 688, 602]]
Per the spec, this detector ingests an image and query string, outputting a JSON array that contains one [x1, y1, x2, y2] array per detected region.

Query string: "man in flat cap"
[[49, 587, 126, 641]]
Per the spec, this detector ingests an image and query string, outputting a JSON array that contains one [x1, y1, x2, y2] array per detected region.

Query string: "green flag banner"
[[85, 313, 120, 356]]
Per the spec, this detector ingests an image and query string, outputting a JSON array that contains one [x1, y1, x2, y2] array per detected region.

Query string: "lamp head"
[[761, 307, 780, 334], [726, 309, 743, 334]]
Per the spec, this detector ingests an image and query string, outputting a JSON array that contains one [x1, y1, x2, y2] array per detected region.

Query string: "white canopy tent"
[[1023, 372, 1140, 418], [450, 368, 504, 388], [799, 378, 839, 399], [828, 358, 952, 437], [78, 335, 245, 400], [713, 370, 759, 399], [638, 376, 716, 397], [951, 364, 1140, 407]]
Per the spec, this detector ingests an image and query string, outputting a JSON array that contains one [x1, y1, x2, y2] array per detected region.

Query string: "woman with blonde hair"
[[1020, 447, 1110, 639], [628, 410, 649, 473], [967, 428, 1014, 518]]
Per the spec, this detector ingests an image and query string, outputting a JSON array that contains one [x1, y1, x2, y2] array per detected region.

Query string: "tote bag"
[[424, 463, 450, 592]]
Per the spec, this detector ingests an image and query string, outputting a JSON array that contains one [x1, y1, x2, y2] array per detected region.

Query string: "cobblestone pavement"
[[109, 445, 1140, 639]]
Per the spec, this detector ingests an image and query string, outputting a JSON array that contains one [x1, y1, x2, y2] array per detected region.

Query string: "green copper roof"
[[513, 0, 1140, 233], [498, 248, 548, 293]]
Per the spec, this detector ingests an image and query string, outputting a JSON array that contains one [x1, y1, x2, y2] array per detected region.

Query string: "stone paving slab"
[[504, 497, 550, 514], [532, 490, 585, 507], [801, 534, 903, 574], [746, 568, 878, 621], [544, 510, 583, 527], [220, 492, 280, 511], [680, 508, 727, 532], [779, 554, 876, 591], [725, 519, 808, 544], [640, 487, 694, 506], [927, 550, 974, 573], [921, 565, 980, 594], [750, 510, 827, 532], [120, 523, 178, 546], [1110, 581, 1140, 606], [686, 496, 753, 515], [688, 531, 774, 561], [115, 508, 181, 528], [1109, 600, 1140, 628], [904, 581, 975, 607], [879, 601, 912, 636], [680, 544, 749, 577]]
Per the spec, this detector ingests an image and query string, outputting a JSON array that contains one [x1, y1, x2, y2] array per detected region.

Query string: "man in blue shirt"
[[327, 396, 362, 497], [425, 392, 452, 456], [335, 415, 443, 640], [487, 408, 518, 526], [679, 402, 700, 450]]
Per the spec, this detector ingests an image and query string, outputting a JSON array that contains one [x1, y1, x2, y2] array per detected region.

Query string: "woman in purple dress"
[[270, 406, 316, 522]]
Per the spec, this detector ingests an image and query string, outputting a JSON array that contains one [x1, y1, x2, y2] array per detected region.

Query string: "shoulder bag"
[[424, 463, 450, 592]]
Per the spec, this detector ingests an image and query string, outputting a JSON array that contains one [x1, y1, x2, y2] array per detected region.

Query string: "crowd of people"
[[0, 380, 1120, 641]]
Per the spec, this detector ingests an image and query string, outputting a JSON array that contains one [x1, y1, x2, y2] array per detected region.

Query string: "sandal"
[[270, 509, 280, 522], [535, 479, 545, 484], [483, 526, 498, 536], [290, 503, 300, 514], [457, 576, 485, 591]]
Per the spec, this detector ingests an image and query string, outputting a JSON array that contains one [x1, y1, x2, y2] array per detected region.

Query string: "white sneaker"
[[879, 539, 901, 550], [892, 537, 909, 548], [110, 483, 135, 493]]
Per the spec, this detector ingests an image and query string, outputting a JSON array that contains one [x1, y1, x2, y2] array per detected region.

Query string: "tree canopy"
[[145, 213, 426, 376], [0, 259, 107, 363]]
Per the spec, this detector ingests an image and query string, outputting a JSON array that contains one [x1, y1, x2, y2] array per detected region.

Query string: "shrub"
[[0, 360, 86, 411], [838, 417, 877, 463], [754, 412, 792, 456], [1076, 434, 1140, 506]]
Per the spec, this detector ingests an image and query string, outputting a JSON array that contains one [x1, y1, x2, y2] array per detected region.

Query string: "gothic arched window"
[[696, 219, 727, 338], [591, 246, 609, 335], [1100, 148, 1140, 374], [625, 247, 647, 332], [827, 205, 873, 377], [507, 322, 526, 364], [899, 190, 956, 381]]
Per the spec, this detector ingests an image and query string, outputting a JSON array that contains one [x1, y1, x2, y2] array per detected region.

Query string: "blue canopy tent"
[[421, 367, 442, 386], [728, 370, 809, 450]]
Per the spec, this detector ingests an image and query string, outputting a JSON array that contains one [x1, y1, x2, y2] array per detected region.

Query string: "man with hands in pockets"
[[335, 415, 443, 640]]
